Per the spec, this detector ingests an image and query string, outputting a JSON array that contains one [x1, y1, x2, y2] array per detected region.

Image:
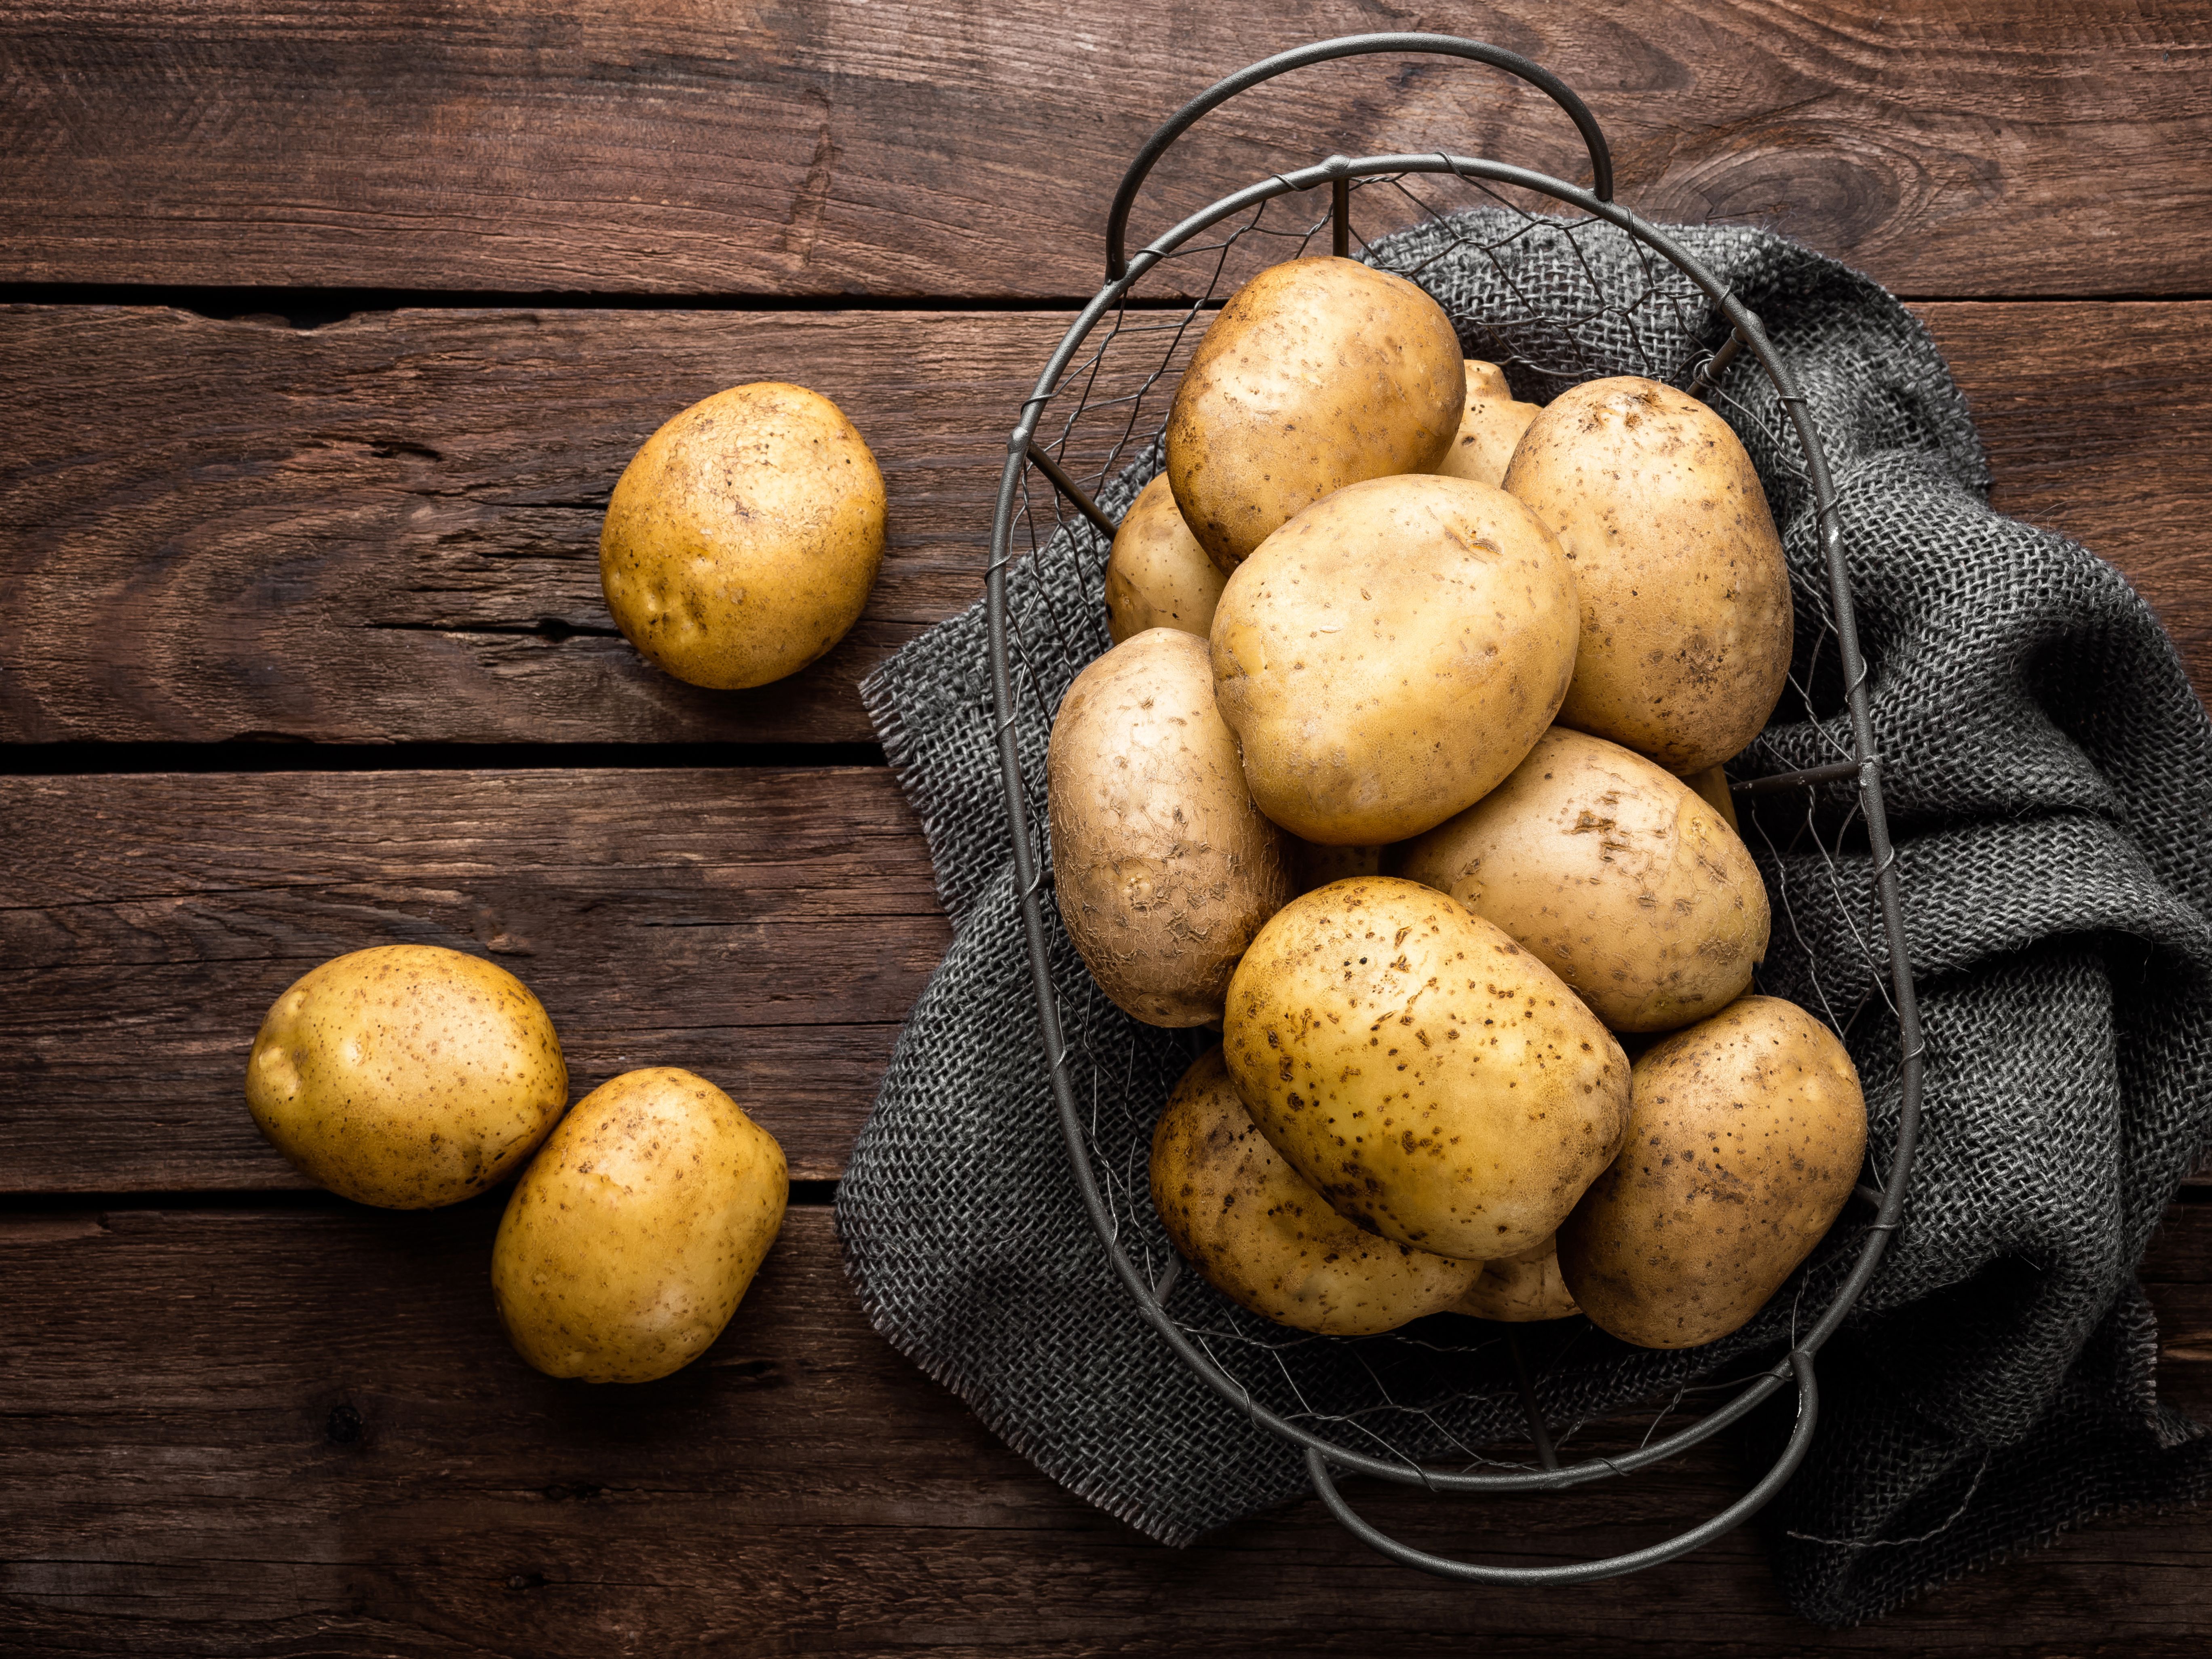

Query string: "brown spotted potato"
[[1104, 474, 1228, 643], [1452, 1233, 1579, 1322], [1433, 359, 1541, 488]]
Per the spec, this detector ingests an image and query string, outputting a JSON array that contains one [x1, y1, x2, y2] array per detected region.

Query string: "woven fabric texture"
[[839, 209, 2212, 1624]]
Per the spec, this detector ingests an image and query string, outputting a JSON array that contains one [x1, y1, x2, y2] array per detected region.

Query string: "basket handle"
[[1104, 33, 1616, 281]]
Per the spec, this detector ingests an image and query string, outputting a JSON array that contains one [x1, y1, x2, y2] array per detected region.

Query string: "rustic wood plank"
[[0, 2, 2207, 299], [0, 767, 946, 1190], [5, 299, 2210, 747], [0, 1200, 2206, 1656]]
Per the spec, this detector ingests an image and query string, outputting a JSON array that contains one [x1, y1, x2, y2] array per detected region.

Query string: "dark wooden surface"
[[5, 4, 2212, 1653]]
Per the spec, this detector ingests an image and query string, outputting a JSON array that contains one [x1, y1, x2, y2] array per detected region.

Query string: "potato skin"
[[1452, 1233, 1579, 1322], [244, 944, 567, 1209], [492, 1067, 788, 1384], [1557, 996, 1868, 1349], [1151, 1047, 1479, 1334], [1395, 728, 1769, 1032], [1167, 257, 1464, 568], [1503, 376, 1792, 774], [1288, 838, 1384, 895], [1048, 628, 1294, 1026], [1224, 877, 1630, 1260], [1210, 473, 1580, 846], [599, 382, 885, 690], [1104, 475, 1228, 643], [1433, 360, 1541, 488]]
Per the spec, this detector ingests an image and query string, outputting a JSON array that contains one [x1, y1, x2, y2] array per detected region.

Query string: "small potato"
[[1048, 628, 1293, 1026], [1104, 475, 1227, 642], [245, 944, 567, 1209], [1151, 1046, 1479, 1334], [1224, 878, 1630, 1260], [1433, 360, 1541, 488], [1684, 763, 1743, 837], [1167, 257, 1464, 568], [1210, 474, 1580, 846], [1395, 728, 1769, 1032], [1503, 376, 1792, 774], [493, 1067, 788, 1384], [1558, 996, 1867, 1349], [1453, 1234, 1579, 1322], [1288, 838, 1384, 895], [600, 382, 885, 690]]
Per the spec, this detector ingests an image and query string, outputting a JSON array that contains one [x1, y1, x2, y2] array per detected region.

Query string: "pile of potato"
[[1052, 256, 1868, 1351]]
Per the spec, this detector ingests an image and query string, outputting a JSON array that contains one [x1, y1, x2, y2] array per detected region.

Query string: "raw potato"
[[244, 944, 567, 1209], [1288, 838, 1383, 895], [493, 1067, 788, 1384], [1211, 473, 1580, 845], [1453, 1234, 1579, 1322], [1150, 1046, 1479, 1334], [1104, 474, 1227, 642], [1224, 877, 1631, 1260], [1395, 728, 1769, 1032], [1558, 996, 1867, 1349], [1048, 627, 1293, 1026], [599, 382, 885, 690], [1167, 256, 1464, 568], [1503, 376, 1792, 774], [1433, 360, 1541, 488], [1684, 763, 1742, 837]]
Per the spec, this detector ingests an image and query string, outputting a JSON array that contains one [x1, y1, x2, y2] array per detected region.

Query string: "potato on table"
[[1433, 359, 1540, 488], [1104, 473, 1226, 642], [1151, 1046, 1478, 1335]]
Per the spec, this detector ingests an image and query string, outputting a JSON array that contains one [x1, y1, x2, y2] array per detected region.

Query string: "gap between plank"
[[0, 1179, 841, 1214], [0, 741, 889, 776]]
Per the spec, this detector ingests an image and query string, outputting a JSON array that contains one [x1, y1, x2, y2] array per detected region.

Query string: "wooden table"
[[5, 5, 2212, 1652]]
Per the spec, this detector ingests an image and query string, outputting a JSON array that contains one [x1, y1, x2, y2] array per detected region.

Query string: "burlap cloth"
[[838, 211, 2212, 1623]]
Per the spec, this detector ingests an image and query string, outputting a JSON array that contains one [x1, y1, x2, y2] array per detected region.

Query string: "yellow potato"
[[1210, 473, 1580, 845], [1558, 996, 1867, 1349], [1684, 763, 1743, 838], [1150, 1046, 1479, 1334], [600, 382, 885, 689], [1224, 877, 1630, 1260], [244, 944, 567, 1209], [1503, 375, 1792, 774], [1104, 474, 1227, 642], [1288, 838, 1384, 895], [1433, 360, 1541, 488], [1167, 256, 1463, 567], [1047, 627, 1293, 1026], [493, 1067, 788, 1384], [1395, 728, 1769, 1032], [1452, 1234, 1579, 1322]]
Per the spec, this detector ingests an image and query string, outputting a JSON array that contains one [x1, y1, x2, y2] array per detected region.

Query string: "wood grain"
[[0, 2, 2207, 299], [5, 299, 2210, 748], [0, 1199, 2205, 1655], [0, 767, 947, 1190]]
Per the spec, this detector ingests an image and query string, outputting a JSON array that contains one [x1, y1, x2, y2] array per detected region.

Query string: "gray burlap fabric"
[[838, 210, 2212, 1623]]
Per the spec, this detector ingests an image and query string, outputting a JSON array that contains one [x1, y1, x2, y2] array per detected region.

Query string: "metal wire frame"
[[982, 34, 1926, 1584]]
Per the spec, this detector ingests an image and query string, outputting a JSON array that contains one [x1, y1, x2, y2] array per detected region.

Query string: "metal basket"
[[982, 34, 1923, 1583]]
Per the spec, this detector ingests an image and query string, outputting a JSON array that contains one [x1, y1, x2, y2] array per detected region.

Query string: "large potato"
[[1558, 996, 1867, 1349], [1503, 376, 1792, 774], [1104, 474, 1227, 642], [600, 382, 885, 690], [1048, 627, 1293, 1026], [1395, 728, 1769, 1032], [1167, 257, 1463, 567], [1433, 360, 1540, 488], [1151, 1046, 1479, 1334], [1453, 1233, 1579, 1322], [1224, 877, 1630, 1260], [1211, 474, 1579, 845], [493, 1067, 788, 1383], [245, 944, 567, 1209]]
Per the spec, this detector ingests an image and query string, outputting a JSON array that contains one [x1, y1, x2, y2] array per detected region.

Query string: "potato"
[[599, 382, 885, 690], [1557, 996, 1867, 1349], [1684, 763, 1743, 837], [1048, 627, 1293, 1025], [1288, 838, 1384, 895], [1151, 1046, 1479, 1334], [244, 944, 566, 1209], [1433, 360, 1540, 488], [1224, 877, 1630, 1260], [1104, 474, 1227, 642], [1452, 1233, 1579, 1322], [493, 1067, 788, 1383], [1395, 728, 1769, 1032], [1167, 256, 1464, 568], [1503, 375, 1792, 774], [1210, 474, 1580, 845]]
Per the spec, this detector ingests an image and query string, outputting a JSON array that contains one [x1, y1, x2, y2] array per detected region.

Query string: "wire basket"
[[981, 34, 1924, 1583]]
